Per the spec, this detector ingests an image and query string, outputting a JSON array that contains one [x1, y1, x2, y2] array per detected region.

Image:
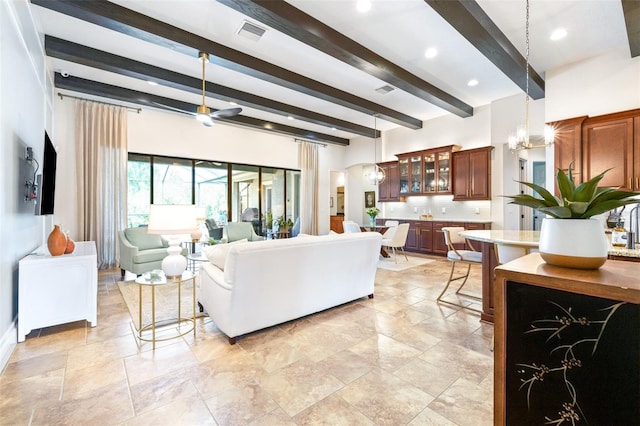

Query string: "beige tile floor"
[[0, 255, 493, 425]]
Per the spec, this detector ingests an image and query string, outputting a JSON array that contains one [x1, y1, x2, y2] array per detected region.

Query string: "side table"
[[134, 270, 196, 349]]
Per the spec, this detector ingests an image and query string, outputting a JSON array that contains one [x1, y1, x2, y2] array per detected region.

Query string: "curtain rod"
[[57, 93, 141, 114], [294, 138, 327, 148]]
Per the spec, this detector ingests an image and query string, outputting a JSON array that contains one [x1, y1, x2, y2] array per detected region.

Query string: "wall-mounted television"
[[36, 131, 57, 215]]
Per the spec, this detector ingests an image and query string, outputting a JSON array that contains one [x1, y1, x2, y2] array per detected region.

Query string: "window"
[[127, 153, 300, 237]]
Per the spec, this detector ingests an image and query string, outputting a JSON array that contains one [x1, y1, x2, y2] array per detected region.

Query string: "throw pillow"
[[202, 238, 248, 270]]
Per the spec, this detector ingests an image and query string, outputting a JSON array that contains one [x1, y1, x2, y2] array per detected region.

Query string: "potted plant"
[[365, 207, 380, 228], [276, 215, 294, 233], [506, 163, 640, 269]]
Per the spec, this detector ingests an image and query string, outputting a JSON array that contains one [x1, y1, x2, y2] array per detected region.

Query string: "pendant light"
[[508, 0, 555, 152]]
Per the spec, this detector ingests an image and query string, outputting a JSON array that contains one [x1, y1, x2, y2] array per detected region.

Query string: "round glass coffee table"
[[133, 270, 196, 349]]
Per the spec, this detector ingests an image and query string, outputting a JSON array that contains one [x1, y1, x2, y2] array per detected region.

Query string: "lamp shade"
[[194, 207, 207, 221], [147, 204, 197, 235]]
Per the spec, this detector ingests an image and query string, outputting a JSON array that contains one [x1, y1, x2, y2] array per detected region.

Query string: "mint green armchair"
[[118, 226, 187, 277], [224, 222, 263, 243]]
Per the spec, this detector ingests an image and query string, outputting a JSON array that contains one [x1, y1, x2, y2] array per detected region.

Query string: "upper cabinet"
[[552, 108, 640, 192], [452, 146, 494, 201], [377, 161, 401, 202], [397, 145, 460, 196]]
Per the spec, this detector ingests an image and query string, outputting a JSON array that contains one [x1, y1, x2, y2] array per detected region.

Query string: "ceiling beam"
[[32, 0, 422, 130], [425, 0, 545, 100], [54, 73, 350, 146], [45, 36, 378, 138], [216, 0, 474, 118], [622, 0, 640, 57]]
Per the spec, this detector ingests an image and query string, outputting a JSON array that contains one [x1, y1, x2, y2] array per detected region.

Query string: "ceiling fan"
[[154, 51, 242, 126]]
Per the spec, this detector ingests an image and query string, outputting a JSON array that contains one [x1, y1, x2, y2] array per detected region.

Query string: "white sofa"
[[199, 232, 382, 344]]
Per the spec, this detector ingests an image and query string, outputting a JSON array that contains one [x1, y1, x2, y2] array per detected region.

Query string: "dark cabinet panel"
[[452, 146, 493, 201]]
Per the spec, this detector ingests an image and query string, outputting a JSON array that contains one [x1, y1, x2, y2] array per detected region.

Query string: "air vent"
[[375, 85, 395, 94], [237, 20, 267, 42]]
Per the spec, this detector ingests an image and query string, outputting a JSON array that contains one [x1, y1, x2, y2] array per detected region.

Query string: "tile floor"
[[0, 255, 493, 425]]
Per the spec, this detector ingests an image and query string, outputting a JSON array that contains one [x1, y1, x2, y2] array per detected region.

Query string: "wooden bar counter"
[[494, 253, 640, 425]]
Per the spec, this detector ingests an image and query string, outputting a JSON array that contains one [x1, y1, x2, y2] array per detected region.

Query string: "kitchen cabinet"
[[452, 146, 493, 200], [398, 154, 423, 195], [550, 116, 587, 187], [552, 108, 640, 192], [397, 145, 460, 196], [377, 161, 401, 202], [330, 215, 344, 233], [582, 113, 639, 190], [387, 219, 490, 256]]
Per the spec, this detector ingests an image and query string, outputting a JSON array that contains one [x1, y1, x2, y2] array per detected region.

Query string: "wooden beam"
[[425, 0, 545, 100], [216, 0, 474, 118], [622, 0, 640, 57], [45, 36, 377, 138], [32, 0, 422, 130], [54, 73, 350, 146]]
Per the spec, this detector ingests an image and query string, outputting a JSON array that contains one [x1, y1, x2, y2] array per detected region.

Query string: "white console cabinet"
[[18, 241, 97, 342]]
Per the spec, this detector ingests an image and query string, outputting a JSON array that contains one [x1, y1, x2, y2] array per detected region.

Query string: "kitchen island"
[[459, 229, 640, 322], [493, 253, 640, 425]]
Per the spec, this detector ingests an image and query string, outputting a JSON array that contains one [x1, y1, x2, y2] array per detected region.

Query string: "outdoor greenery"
[[506, 163, 640, 219]]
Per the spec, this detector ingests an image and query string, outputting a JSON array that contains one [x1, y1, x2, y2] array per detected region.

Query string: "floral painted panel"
[[505, 281, 639, 425]]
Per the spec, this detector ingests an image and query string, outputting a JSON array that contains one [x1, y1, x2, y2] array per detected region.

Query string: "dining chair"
[[381, 220, 400, 239], [342, 220, 362, 233], [436, 226, 482, 313], [381, 223, 410, 263]]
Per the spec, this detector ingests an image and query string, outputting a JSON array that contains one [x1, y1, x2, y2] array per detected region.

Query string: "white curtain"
[[75, 101, 128, 269], [299, 141, 319, 234]]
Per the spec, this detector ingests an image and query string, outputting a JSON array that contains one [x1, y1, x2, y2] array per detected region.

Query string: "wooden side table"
[[134, 270, 196, 349]]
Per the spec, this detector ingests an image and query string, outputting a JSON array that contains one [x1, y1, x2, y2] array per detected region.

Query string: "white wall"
[[546, 48, 640, 121], [53, 105, 350, 237], [0, 0, 53, 369]]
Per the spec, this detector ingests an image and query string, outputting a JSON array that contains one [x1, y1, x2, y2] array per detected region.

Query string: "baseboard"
[[0, 319, 17, 373]]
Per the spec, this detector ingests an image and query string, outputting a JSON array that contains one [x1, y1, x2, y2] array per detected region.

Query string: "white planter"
[[539, 218, 608, 269]]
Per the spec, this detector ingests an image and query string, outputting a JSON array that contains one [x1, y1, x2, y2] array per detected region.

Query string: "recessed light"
[[424, 47, 438, 59], [287, 115, 294, 120], [467, 79, 479, 87], [356, 0, 371, 13], [147, 81, 158, 86], [550, 28, 567, 41], [331, 127, 337, 131], [229, 101, 238, 106]]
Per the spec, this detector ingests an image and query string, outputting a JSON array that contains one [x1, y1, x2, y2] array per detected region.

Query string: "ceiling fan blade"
[[211, 107, 242, 119], [151, 101, 195, 116]]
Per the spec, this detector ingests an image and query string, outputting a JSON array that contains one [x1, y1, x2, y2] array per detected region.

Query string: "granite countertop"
[[460, 229, 640, 259], [608, 246, 640, 259]]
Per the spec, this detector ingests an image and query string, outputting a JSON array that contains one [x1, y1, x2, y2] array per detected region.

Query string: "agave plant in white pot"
[[506, 165, 640, 269]]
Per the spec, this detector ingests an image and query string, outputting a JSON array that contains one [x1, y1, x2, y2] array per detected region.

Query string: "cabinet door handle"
[[630, 178, 633, 188], [636, 177, 639, 189]]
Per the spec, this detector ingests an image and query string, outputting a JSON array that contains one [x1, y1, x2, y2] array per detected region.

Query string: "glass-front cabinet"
[[396, 145, 459, 196], [410, 155, 422, 193], [437, 150, 451, 192], [399, 157, 410, 194]]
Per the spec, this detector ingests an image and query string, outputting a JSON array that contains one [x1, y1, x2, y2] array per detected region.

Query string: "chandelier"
[[367, 113, 385, 184], [508, 0, 555, 152]]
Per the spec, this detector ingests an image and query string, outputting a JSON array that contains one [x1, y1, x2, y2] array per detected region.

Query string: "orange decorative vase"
[[47, 225, 67, 256], [64, 232, 76, 254]]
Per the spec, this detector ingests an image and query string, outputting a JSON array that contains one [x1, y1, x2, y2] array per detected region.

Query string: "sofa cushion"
[[203, 239, 248, 270], [124, 227, 165, 251]]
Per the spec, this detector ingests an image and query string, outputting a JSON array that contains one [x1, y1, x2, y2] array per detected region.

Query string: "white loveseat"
[[199, 232, 382, 344]]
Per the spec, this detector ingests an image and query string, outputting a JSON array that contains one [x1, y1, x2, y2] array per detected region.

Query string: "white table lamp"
[[147, 204, 197, 278], [191, 207, 207, 242]]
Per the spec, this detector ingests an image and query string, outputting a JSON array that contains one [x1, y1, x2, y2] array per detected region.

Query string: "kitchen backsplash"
[[379, 196, 491, 221]]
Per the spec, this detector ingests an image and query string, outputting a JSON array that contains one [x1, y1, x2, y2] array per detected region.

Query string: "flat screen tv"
[[37, 131, 57, 215]]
